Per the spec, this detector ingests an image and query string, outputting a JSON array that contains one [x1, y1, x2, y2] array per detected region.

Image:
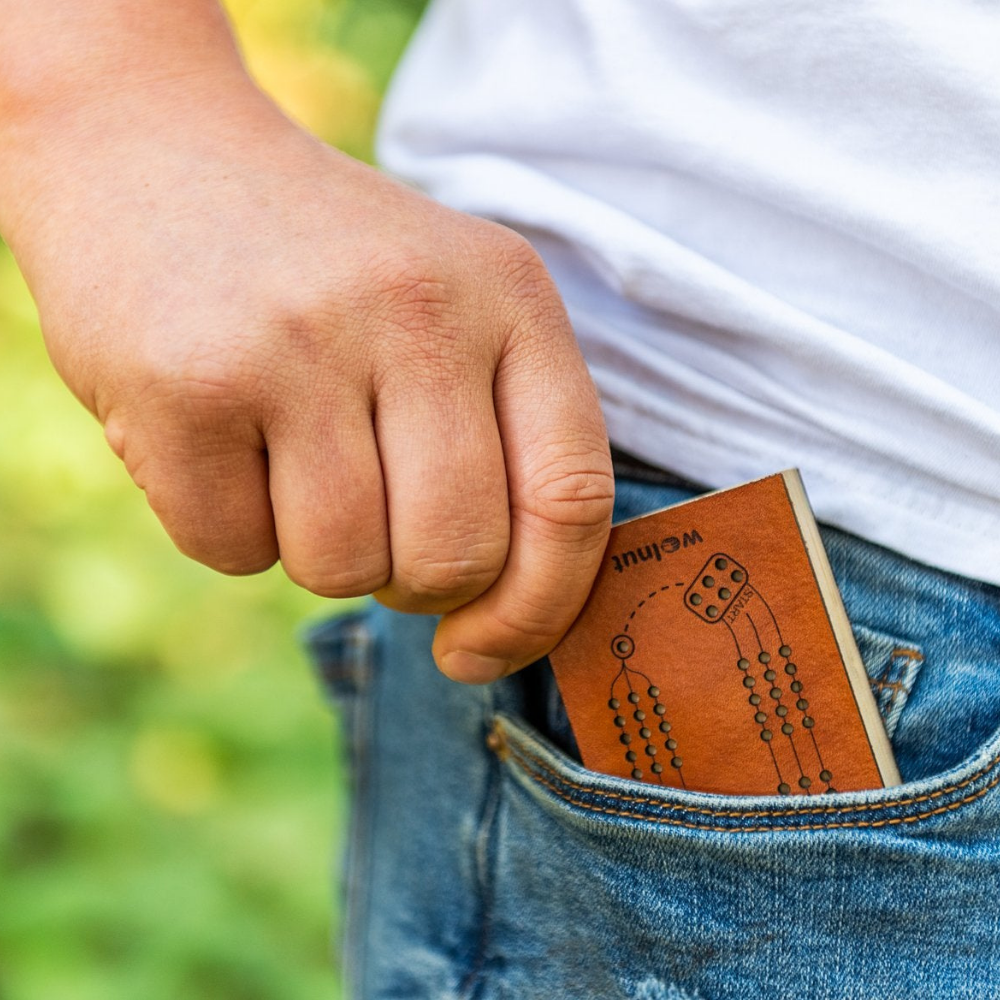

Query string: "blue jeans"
[[308, 476, 1000, 999]]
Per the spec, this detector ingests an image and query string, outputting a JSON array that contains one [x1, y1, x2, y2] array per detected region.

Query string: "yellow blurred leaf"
[[244, 43, 379, 149]]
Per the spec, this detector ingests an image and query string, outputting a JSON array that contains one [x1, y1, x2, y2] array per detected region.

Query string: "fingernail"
[[440, 651, 511, 684]]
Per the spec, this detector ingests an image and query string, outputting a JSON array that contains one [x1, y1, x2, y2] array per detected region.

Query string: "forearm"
[[0, 0, 263, 240], [0, 0, 248, 116]]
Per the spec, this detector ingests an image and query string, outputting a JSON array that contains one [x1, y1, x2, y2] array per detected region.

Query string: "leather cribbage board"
[[548, 471, 900, 797]]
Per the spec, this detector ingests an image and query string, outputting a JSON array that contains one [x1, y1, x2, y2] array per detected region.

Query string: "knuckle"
[[170, 528, 277, 577], [521, 456, 616, 533], [364, 254, 453, 331], [102, 414, 126, 460], [358, 255, 472, 376], [126, 314, 313, 422], [489, 231, 562, 315], [131, 355, 253, 428], [266, 301, 341, 370], [390, 544, 506, 612], [485, 593, 564, 649], [285, 558, 392, 600], [491, 228, 544, 280], [202, 550, 278, 577]]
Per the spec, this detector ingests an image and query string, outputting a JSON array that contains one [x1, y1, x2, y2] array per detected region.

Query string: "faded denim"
[[309, 477, 1000, 999]]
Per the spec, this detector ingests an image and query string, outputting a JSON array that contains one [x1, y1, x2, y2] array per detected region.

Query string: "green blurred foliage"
[[0, 1, 425, 997]]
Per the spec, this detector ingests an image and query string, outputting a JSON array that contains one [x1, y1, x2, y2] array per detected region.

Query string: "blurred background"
[[0, 1, 426, 996]]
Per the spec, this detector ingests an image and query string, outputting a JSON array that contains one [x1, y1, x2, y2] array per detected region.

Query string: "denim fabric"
[[308, 477, 1000, 999]]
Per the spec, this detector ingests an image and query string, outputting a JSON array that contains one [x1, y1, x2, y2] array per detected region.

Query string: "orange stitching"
[[871, 647, 923, 723], [509, 747, 1000, 833], [503, 724, 1000, 817], [496, 720, 1000, 822]]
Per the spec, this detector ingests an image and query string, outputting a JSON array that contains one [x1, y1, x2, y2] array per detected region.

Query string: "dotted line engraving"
[[612, 583, 687, 786], [622, 585, 679, 635], [493, 719, 1000, 828]]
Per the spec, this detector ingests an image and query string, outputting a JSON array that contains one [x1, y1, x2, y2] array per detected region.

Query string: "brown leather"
[[549, 472, 893, 797]]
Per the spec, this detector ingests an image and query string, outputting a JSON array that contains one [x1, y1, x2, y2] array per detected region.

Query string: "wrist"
[[0, 0, 263, 240], [0, 1, 244, 119]]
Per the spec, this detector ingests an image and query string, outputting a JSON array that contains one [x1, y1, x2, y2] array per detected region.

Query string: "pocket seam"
[[496, 716, 1000, 832]]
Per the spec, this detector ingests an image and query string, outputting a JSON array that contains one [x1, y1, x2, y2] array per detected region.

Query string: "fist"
[[5, 89, 614, 682]]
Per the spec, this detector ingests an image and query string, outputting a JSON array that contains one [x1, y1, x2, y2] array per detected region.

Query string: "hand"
[[2, 76, 614, 683]]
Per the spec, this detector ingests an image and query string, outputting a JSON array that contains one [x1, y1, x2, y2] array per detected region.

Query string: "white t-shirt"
[[378, 0, 1000, 585]]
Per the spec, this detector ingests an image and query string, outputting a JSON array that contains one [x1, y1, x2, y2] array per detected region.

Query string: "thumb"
[[432, 311, 614, 683]]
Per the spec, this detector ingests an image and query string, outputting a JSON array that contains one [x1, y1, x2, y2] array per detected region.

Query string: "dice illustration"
[[684, 553, 748, 623]]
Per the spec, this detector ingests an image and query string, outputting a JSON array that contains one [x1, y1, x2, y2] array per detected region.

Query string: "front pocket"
[[481, 708, 1000, 1000], [489, 706, 1000, 835]]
